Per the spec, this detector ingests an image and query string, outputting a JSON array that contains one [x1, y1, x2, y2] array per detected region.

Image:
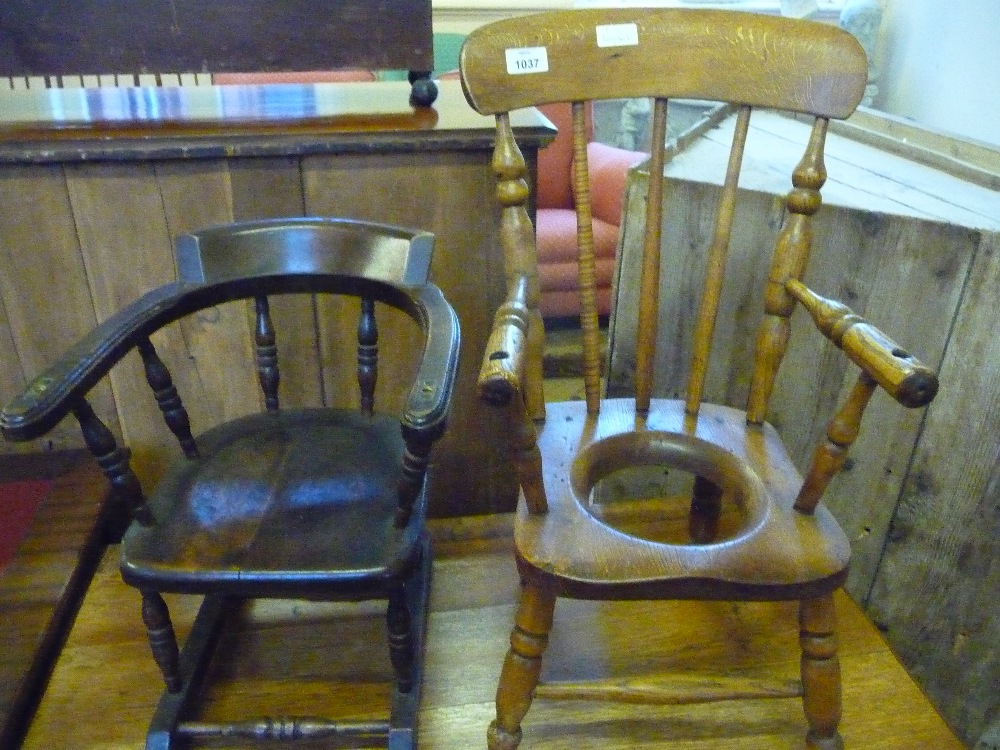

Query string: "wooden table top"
[[0, 79, 554, 163], [20, 514, 961, 749]]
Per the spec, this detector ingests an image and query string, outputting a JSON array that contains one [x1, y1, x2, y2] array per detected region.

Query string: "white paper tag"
[[596, 23, 639, 48], [505, 46, 549, 75], [779, 0, 819, 18]]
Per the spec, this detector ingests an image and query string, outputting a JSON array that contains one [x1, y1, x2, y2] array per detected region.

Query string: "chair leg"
[[689, 474, 722, 543], [488, 582, 557, 750], [146, 595, 234, 750], [141, 590, 182, 693], [388, 535, 432, 750], [800, 594, 843, 750], [387, 582, 415, 694]]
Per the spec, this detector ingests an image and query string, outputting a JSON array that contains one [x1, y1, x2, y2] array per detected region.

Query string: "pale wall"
[[876, 0, 1000, 147], [433, 0, 1000, 151]]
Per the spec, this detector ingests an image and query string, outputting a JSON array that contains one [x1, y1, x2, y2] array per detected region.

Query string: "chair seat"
[[121, 408, 423, 597], [514, 398, 851, 601]]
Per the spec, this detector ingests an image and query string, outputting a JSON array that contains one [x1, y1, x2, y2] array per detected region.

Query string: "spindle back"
[[1, 218, 454, 459], [458, 14, 938, 749], [461, 9, 869, 417]]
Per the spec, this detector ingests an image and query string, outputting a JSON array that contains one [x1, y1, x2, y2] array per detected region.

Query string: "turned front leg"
[[141, 590, 182, 693], [800, 594, 843, 750], [396, 429, 432, 527], [488, 583, 556, 750], [386, 582, 415, 694]]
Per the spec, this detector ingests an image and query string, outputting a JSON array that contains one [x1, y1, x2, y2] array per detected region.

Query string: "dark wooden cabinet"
[[0, 0, 433, 78]]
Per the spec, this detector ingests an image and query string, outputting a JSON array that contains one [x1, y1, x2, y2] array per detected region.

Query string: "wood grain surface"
[[0, 0, 433, 76], [0, 453, 111, 749], [866, 229, 1000, 744], [16, 514, 961, 749]]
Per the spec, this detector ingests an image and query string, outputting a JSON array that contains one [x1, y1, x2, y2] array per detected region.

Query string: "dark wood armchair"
[[460, 9, 939, 750], [0, 218, 460, 749]]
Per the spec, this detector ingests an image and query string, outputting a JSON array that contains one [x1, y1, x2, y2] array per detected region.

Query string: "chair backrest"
[[176, 218, 434, 288], [461, 9, 890, 419], [0, 218, 459, 529], [0, 218, 456, 443]]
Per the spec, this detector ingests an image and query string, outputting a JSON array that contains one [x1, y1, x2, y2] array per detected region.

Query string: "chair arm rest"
[[477, 276, 530, 408], [0, 282, 195, 441], [400, 283, 461, 441], [787, 279, 938, 408]]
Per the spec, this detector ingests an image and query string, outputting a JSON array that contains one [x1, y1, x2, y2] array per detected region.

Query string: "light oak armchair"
[[459, 9, 939, 750]]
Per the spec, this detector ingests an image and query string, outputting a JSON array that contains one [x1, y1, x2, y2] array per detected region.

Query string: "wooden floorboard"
[[0, 452, 111, 750], [17, 512, 962, 749]]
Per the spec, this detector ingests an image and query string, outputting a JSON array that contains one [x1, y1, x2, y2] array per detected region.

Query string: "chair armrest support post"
[[0, 282, 194, 442], [396, 426, 435, 528], [477, 275, 547, 513], [506, 394, 548, 514], [794, 370, 877, 514], [72, 397, 153, 529]]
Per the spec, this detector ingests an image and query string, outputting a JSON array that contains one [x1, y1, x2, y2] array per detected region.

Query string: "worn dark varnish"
[[0, 217, 460, 748], [0, 0, 432, 75], [0, 0, 438, 107]]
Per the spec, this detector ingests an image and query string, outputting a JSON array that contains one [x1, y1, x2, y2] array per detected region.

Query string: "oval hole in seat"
[[572, 431, 767, 547]]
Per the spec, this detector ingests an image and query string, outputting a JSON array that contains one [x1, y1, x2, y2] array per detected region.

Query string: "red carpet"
[[0, 479, 52, 570]]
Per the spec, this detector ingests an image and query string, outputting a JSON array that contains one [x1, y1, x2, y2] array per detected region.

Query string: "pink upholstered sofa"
[[535, 103, 646, 320]]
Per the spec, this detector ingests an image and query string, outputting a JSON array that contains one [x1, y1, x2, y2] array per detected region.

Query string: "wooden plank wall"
[[866, 228, 1000, 744], [608, 111, 1000, 745], [0, 146, 519, 518]]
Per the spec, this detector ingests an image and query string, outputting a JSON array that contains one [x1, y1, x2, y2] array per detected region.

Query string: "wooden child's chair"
[[459, 9, 939, 749], [0, 219, 459, 748]]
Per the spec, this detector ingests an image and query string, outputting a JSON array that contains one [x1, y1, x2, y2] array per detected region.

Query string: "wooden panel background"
[[866, 229, 1000, 744], [608, 111, 1000, 745], [0, 83, 543, 518], [301, 150, 513, 513]]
